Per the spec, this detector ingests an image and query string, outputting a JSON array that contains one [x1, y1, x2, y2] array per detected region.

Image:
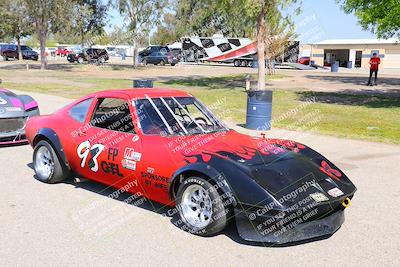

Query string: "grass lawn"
[[1, 69, 399, 144]]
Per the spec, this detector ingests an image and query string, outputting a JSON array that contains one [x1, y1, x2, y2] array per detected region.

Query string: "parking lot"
[[0, 84, 399, 266]]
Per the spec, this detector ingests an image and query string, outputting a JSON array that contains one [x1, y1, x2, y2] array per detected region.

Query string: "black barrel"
[[133, 79, 153, 88], [246, 90, 273, 130]]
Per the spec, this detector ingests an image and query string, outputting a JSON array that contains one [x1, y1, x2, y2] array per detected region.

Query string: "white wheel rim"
[[35, 146, 54, 179], [180, 184, 213, 229]]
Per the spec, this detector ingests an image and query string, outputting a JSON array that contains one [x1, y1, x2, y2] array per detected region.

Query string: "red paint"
[[320, 160, 342, 180]]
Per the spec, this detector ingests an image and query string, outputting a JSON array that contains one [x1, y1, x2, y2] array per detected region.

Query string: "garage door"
[[384, 49, 400, 68]]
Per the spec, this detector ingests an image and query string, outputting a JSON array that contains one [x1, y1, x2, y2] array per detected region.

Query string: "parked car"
[[2, 45, 39, 61], [67, 48, 109, 64], [138, 45, 170, 58], [142, 51, 178, 66], [55, 47, 72, 57], [25, 88, 356, 244], [0, 88, 40, 145], [298, 56, 310, 65]]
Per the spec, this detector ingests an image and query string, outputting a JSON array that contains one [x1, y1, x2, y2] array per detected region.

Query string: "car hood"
[[0, 90, 26, 118], [178, 130, 356, 207]]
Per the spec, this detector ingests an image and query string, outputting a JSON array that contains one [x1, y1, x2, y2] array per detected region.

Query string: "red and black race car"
[[25, 88, 356, 244]]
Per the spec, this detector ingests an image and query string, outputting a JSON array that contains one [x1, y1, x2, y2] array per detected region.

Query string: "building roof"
[[311, 38, 399, 45]]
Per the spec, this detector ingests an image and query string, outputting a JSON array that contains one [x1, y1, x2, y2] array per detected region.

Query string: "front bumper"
[[0, 117, 28, 145], [235, 207, 345, 245]]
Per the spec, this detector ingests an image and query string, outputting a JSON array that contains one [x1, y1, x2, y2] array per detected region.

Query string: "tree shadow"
[[160, 75, 247, 90], [297, 90, 400, 108], [305, 74, 400, 87]]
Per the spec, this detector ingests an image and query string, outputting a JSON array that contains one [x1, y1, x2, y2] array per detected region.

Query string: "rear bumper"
[[235, 207, 345, 245]]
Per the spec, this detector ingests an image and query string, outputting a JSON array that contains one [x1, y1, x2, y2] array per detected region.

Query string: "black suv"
[[2, 45, 39, 61], [67, 48, 109, 64], [138, 46, 170, 58]]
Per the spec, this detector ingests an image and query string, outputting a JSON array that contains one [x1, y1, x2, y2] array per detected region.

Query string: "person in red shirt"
[[367, 53, 381, 86]]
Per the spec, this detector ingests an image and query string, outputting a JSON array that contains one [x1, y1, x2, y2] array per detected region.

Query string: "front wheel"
[[176, 177, 231, 236], [33, 140, 69, 183]]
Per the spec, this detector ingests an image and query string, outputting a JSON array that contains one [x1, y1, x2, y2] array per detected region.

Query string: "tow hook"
[[341, 197, 351, 208]]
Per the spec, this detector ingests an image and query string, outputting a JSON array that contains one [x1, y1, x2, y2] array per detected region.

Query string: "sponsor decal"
[[141, 171, 169, 191], [122, 159, 136, 171], [5, 107, 22, 112], [327, 187, 344, 197], [77, 141, 105, 172], [101, 161, 123, 177], [147, 167, 155, 174], [0, 97, 7, 105], [310, 192, 329, 203], [124, 147, 141, 161]]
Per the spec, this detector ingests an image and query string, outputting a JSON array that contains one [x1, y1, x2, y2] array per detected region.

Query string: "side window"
[[91, 98, 135, 133], [69, 98, 93, 123]]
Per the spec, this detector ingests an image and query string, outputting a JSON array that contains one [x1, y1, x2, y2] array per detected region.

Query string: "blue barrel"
[[331, 61, 339, 72], [246, 90, 273, 130], [347, 61, 352, 69], [133, 79, 153, 88]]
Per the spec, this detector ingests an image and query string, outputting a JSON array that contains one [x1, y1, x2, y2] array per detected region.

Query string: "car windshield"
[[135, 96, 228, 136]]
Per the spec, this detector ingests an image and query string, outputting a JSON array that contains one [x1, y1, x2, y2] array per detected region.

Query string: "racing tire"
[[234, 60, 240, 67], [241, 60, 248, 67], [77, 57, 84, 64], [142, 58, 147, 65], [33, 140, 69, 184], [176, 176, 231, 236], [159, 60, 165, 66], [171, 63, 176, 66], [3, 56, 8, 61]]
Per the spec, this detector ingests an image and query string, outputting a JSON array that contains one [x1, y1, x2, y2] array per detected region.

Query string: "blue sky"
[[107, 0, 377, 43], [293, 0, 376, 43]]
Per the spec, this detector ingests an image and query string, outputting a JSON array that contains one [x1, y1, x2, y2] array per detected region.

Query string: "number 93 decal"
[[77, 141, 105, 172]]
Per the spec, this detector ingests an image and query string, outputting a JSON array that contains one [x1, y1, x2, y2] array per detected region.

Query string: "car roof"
[[86, 88, 192, 99]]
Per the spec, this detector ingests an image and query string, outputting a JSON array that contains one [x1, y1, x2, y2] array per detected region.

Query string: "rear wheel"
[[33, 140, 69, 183], [176, 177, 231, 236]]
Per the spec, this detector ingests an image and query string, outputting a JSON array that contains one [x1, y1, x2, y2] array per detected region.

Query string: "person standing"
[[367, 52, 381, 86]]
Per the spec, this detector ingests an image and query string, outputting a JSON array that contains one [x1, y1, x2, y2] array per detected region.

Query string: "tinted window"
[[91, 98, 135, 133], [69, 98, 93, 123]]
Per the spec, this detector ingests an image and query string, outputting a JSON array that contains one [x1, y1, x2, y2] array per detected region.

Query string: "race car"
[[0, 88, 40, 145], [25, 88, 356, 244]]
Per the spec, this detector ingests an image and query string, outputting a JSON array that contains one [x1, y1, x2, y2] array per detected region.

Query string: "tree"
[[0, 0, 34, 60], [116, 0, 166, 67], [339, 0, 400, 39], [24, 0, 72, 70], [218, 0, 299, 89], [69, 0, 108, 46], [151, 13, 178, 45]]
